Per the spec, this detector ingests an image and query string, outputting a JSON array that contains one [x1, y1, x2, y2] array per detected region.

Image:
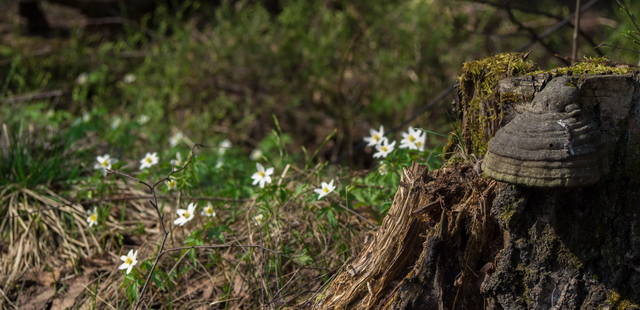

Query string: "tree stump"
[[314, 55, 640, 309]]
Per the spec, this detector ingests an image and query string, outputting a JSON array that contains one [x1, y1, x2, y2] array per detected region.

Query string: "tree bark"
[[315, 70, 640, 309]]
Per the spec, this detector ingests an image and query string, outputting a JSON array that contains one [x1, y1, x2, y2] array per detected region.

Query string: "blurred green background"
[[3, 0, 639, 169]]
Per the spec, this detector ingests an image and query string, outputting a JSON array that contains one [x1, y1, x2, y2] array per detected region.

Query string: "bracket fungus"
[[481, 77, 605, 187]]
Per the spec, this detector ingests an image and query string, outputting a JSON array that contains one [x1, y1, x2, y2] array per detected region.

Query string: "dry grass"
[[0, 187, 94, 290], [0, 174, 371, 309]]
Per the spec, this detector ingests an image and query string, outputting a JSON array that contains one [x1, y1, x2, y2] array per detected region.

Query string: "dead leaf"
[[51, 274, 90, 310], [201, 283, 214, 300], [21, 287, 55, 310], [232, 274, 248, 300]]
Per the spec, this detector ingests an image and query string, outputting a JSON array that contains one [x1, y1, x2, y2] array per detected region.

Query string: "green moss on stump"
[[528, 57, 634, 76], [457, 53, 536, 156], [607, 291, 640, 309], [453, 55, 636, 158]]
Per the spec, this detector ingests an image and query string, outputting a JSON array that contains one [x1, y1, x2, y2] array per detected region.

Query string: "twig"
[[518, 0, 601, 52], [469, 0, 604, 56], [2, 89, 64, 104], [333, 200, 375, 228], [104, 144, 200, 310], [411, 196, 444, 215], [505, 4, 570, 65], [269, 268, 302, 305], [132, 147, 202, 309], [0, 287, 17, 309], [78, 194, 249, 205], [470, 0, 563, 19], [390, 84, 457, 135], [161, 243, 280, 255], [572, 0, 582, 64]]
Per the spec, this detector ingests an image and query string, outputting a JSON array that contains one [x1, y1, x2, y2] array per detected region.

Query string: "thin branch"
[[519, 0, 601, 52], [2, 89, 64, 104], [390, 84, 456, 135], [504, 3, 570, 65], [469, 0, 604, 56], [135, 232, 169, 309], [616, 0, 640, 35], [161, 243, 280, 255], [331, 198, 376, 228], [473, 0, 562, 18], [79, 194, 249, 205], [106, 144, 201, 310], [572, 0, 583, 64], [132, 146, 204, 309]]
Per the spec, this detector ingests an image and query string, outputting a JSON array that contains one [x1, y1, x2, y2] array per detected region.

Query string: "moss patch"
[[451, 55, 637, 159], [456, 53, 536, 156], [557, 245, 584, 271], [607, 290, 640, 309], [528, 57, 634, 76]]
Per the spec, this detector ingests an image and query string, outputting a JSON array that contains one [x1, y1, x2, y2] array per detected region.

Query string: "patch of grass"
[[0, 124, 84, 189]]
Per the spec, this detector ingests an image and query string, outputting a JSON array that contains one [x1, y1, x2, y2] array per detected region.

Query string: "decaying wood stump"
[[314, 55, 640, 309]]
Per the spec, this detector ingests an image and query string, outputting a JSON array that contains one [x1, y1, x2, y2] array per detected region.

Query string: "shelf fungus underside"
[[481, 77, 605, 187]]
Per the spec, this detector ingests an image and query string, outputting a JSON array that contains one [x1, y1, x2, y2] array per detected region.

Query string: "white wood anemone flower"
[[86, 208, 98, 227], [314, 180, 336, 200], [139, 152, 159, 170], [170, 152, 184, 170], [111, 117, 122, 129], [373, 138, 396, 158], [363, 125, 386, 147], [169, 131, 185, 147], [137, 114, 150, 125], [174, 202, 197, 226], [166, 178, 177, 191], [119, 249, 138, 274], [123, 73, 136, 83], [94, 154, 113, 176], [218, 139, 232, 155], [414, 132, 426, 151], [253, 213, 265, 225], [251, 163, 274, 188], [250, 149, 263, 161], [201, 203, 216, 217], [400, 127, 425, 150], [76, 72, 88, 85]]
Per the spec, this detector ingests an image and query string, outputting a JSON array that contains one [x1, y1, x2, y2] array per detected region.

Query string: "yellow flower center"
[[416, 141, 423, 147], [373, 134, 380, 141], [125, 257, 133, 265], [408, 135, 415, 142], [89, 214, 97, 222], [381, 146, 388, 152], [101, 160, 109, 167], [258, 171, 265, 177], [323, 187, 329, 193], [145, 157, 152, 164], [206, 208, 213, 214], [183, 211, 190, 218]]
